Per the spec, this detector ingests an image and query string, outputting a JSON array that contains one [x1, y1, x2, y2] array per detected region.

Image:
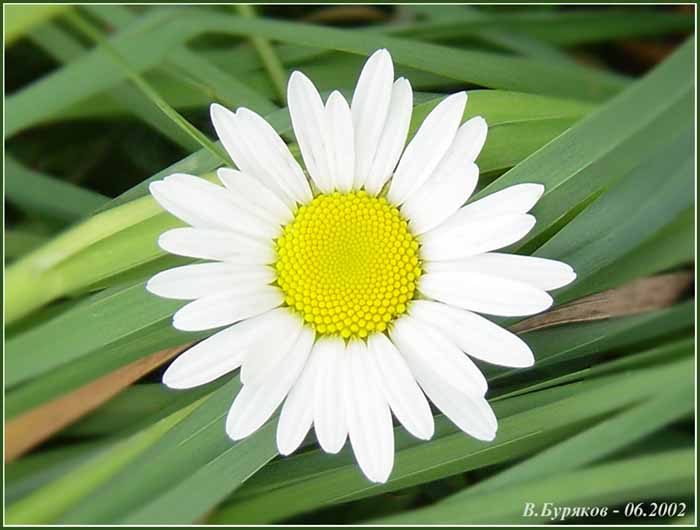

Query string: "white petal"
[[210, 104, 311, 206], [454, 183, 544, 223], [210, 103, 258, 176], [387, 92, 467, 205], [172, 285, 283, 331], [313, 337, 348, 453], [351, 49, 394, 190], [235, 108, 313, 204], [158, 227, 275, 264], [152, 174, 280, 239], [365, 78, 413, 196], [368, 333, 434, 440], [344, 340, 394, 483], [401, 115, 485, 213], [226, 327, 314, 440], [163, 309, 281, 389], [276, 341, 322, 456], [150, 180, 210, 228], [409, 363, 497, 441], [217, 168, 293, 225], [402, 162, 479, 235], [287, 71, 333, 193], [325, 91, 354, 193], [410, 300, 534, 368], [426, 253, 576, 292], [389, 316, 487, 396], [239, 309, 304, 386], [454, 116, 488, 164], [419, 271, 553, 317], [146, 262, 274, 300], [421, 214, 536, 261]]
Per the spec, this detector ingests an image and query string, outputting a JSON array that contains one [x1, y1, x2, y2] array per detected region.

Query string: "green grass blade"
[[233, 4, 287, 103], [129, 338, 693, 525], [63, 10, 228, 164], [62, 384, 184, 437], [5, 8, 625, 137], [29, 21, 83, 60], [5, 4, 72, 45], [537, 128, 693, 303], [166, 10, 627, 100], [374, 449, 694, 524], [47, 22, 587, 123], [56, 379, 243, 523], [6, 9, 178, 137], [5, 399, 203, 524], [209, 355, 692, 523], [5, 441, 108, 504], [104, 89, 592, 209], [477, 29, 578, 63], [82, 4, 278, 117], [28, 21, 202, 152], [5, 191, 166, 324], [403, 9, 693, 46], [6, 281, 185, 389], [489, 301, 694, 383], [582, 207, 694, 294], [520, 10, 694, 46], [474, 37, 694, 254], [5, 157, 108, 222], [5, 229, 49, 260], [121, 422, 278, 524], [462, 381, 694, 496]]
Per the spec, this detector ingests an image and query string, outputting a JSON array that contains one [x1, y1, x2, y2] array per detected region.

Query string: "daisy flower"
[[146, 49, 576, 483]]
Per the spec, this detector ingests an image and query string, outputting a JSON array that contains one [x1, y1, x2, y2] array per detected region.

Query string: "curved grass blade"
[[5, 399, 204, 524], [6, 157, 108, 222], [5, 8, 624, 137], [4, 343, 191, 461], [474, 37, 693, 254], [536, 128, 694, 303], [373, 449, 694, 524], [209, 355, 691, 524], [458, 380, 694, 497], [63, 10, 229, 164], [5, 4, 71, 45]]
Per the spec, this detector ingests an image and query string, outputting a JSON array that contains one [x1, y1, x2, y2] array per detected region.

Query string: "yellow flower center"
[[275, 191, 422, 339]]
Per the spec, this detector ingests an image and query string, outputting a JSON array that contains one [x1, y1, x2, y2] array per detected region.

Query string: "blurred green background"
[[4, 4, 695, 525]]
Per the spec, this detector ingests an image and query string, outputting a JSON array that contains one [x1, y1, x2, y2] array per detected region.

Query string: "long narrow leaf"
[[209, 354, 692, 524], [373, 449, 694, 524], [6, 8, 625, 137], [6, 157, 108, 222]]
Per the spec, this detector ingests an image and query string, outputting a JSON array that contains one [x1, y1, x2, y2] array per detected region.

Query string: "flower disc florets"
[[275, 190, 421, 338]]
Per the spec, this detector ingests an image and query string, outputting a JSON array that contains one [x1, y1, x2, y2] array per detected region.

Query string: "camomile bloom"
[[147, 49, 576, 483]]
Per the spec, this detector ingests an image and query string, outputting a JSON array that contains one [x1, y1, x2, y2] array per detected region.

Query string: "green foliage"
[[4, 4, 72, 44], [4, 4, 694, 525], [5, 157, 108, 223]]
